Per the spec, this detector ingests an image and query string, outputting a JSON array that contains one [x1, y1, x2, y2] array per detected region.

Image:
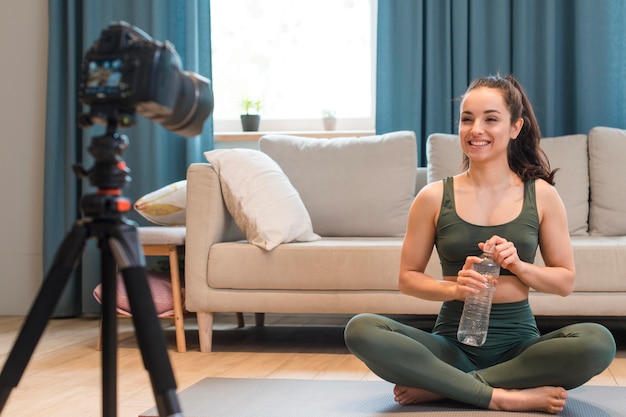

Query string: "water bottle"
[[457, 250, 500, 346]]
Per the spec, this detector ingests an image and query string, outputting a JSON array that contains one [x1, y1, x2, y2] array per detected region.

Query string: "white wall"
[[0, 1, 48, 314]]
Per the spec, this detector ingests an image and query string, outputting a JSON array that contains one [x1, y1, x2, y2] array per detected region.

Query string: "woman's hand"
[[454, 256, 498, 301], [479, 235, 521, 273]]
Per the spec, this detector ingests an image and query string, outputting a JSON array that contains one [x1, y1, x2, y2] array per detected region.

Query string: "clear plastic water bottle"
[[457, 250, 500, 346]]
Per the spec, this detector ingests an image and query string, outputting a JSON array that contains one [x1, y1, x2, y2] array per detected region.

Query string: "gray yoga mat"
[[140, 377, 626, 417]]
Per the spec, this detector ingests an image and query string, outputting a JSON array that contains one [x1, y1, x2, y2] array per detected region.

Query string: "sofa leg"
[[197, 312, 214, 352], [236, 312, 245, 328], [255, 313, 265, 327]]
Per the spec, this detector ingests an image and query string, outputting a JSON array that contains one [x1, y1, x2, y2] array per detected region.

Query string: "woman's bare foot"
[[393, 385, 444, 405], [489, 386, 567, 414]]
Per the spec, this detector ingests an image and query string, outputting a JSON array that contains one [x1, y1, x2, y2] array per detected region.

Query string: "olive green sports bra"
[[435, 177, 539, 276]]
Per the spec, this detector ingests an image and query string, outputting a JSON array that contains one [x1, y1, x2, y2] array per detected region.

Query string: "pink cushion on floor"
[[92, 270, 184, 318]]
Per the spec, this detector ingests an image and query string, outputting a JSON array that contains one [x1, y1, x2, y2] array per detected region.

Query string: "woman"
[[344, 74, 616, 414]]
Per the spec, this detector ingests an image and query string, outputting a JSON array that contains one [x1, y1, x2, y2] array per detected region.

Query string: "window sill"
[[214, 130, 376, 142]]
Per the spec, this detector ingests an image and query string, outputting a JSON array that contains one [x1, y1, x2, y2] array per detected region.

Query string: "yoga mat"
[[140, 378, 626, 417]]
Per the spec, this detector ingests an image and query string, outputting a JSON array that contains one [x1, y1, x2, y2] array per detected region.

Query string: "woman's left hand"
[[479, 235, 520, 273]]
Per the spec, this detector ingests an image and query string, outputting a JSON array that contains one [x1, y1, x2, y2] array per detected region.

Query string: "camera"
[[78, 21, 213, 137]]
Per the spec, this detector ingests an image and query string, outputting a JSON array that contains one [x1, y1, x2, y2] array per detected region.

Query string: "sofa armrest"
[[185, 163, 244, 309]]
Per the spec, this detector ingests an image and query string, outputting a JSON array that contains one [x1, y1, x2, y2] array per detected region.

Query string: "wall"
[[0, 1, 48, 314]]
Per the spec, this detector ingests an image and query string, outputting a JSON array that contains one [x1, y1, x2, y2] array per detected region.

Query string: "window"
[[210, 0, 376, 132]]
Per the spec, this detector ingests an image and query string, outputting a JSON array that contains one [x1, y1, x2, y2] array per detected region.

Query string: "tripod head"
[[73, 118, 133, 218]]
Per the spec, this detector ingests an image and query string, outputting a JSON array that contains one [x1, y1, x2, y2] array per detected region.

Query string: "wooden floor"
[[1, 313, 625, 417]]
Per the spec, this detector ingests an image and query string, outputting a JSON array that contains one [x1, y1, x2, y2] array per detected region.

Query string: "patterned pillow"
[[135, 180, 186, 226]]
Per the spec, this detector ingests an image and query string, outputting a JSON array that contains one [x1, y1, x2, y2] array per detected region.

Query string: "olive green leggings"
[[344, 300, 616, 409]]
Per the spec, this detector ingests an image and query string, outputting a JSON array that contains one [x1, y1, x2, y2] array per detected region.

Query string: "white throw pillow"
[[259, 131, 417, 237], [204, 148, 320, 250], [134, 180, 187, 226]]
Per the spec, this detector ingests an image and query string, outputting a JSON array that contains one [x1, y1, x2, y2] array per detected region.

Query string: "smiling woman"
[[344, 74, 616, 414], [210, 0, 376, 132]]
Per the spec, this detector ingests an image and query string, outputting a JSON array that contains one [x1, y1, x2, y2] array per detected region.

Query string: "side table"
[[138, 226, 187, 353]]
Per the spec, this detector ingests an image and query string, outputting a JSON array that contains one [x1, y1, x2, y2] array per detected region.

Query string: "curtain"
[[45, 0, 213, 316], [376, 0, 626, 166]]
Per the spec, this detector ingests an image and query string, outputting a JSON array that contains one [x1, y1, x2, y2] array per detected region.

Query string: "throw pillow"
[[134, 180, 187, 226], [588, 126, 626, 236], [204, 148, 320, 250], [259, 131, 417, 237], [92, 271, 182, 318]]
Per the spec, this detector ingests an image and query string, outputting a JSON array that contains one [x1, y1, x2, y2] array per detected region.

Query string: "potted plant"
[[322, 109, 337, 131], [240, 98, 262, 132]]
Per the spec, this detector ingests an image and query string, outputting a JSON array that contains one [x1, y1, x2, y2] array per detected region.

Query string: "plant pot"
[[241, 114, 261, 132], [323, 116, 337, 131]]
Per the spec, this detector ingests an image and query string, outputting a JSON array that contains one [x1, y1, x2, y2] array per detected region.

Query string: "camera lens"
[[159, 72, 214, 138], [79, 22, 214, 136]]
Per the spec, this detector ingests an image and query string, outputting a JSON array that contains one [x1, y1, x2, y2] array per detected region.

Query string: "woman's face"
[[458, 86, 522, 162]]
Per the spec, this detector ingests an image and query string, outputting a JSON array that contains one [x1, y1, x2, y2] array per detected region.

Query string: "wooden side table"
[[138, 226, 187, 353]]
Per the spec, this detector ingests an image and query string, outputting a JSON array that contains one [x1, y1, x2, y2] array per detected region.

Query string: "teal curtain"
[[376, 0, 626, 166], [45, 0, 213, 316]]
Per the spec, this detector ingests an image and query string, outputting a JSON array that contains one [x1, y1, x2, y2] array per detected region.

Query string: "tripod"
[[0, 121, 183, 417]]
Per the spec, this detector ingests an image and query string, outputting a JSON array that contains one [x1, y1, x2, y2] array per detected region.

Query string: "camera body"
[[78, 21, 213, 137]]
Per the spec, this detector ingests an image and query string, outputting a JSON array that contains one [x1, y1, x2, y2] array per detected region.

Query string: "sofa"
[[185, 127, 626, 352]]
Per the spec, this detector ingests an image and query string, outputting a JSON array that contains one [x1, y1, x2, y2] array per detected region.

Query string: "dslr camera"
[[78, 21, 213, 137]]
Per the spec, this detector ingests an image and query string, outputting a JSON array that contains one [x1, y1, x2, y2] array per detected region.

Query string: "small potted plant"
[[322, 109, 337, 131], [240, 98, 262, 132]]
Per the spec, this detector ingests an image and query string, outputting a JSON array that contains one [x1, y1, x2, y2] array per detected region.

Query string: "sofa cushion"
[[204, 149, 320, 251], [539, 134, 589, 236], [588, 127, 626, 236], [206, 237, 442, 291], [426, 133, 463, 183], [534, 236, 626, 291], [425, 133, 589, 236], [259, 131, 417, 237]]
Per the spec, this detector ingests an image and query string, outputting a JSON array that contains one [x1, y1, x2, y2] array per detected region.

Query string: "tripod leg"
[[0, 223, 88, 412], [100, 244, 119, 417], [109, 222, 183, 417]]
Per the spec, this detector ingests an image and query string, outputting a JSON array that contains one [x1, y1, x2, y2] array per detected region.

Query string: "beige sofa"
[[185, 127, 626, 352]]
